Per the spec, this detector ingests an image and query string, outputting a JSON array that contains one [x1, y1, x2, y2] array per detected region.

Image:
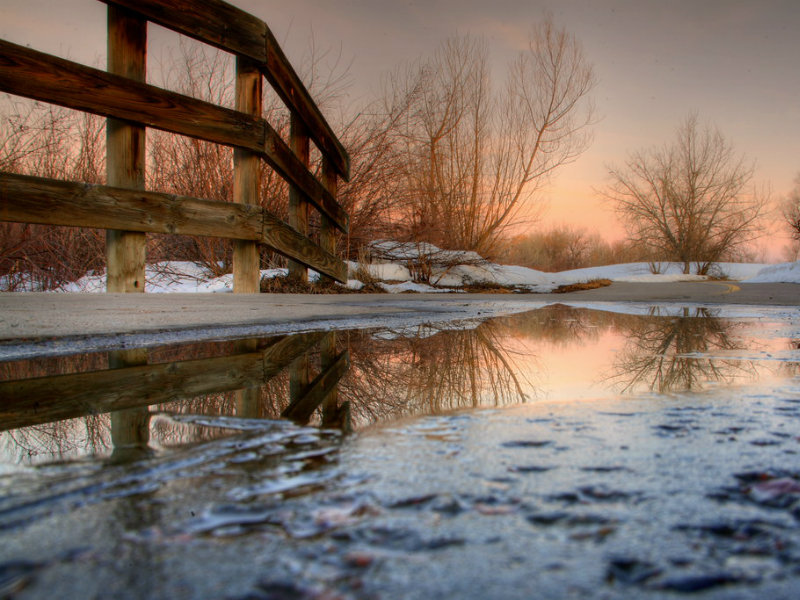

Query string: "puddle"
[[1, 305, 800, 598]]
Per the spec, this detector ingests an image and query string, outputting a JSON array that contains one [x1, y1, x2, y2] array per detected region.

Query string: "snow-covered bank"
[[30, 244, 800, 294], [742, 260, 800, 283]]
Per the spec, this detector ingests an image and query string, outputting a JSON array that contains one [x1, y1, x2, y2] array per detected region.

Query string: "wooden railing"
[[0, 0, 350, 291], [0, 332, 351, 432]]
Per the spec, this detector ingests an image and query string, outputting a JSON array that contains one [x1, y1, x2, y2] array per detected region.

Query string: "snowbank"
[[743, 261, 800, 284], [347, 260, 411, 282], [59, 262, 236, 293], [21, 242, 800, 294], [369, 240, 484, 265], [433, 263, 557, 291], [552, 261, 770, 284]]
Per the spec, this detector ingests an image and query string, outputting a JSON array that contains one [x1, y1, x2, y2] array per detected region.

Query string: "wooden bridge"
[[0, 0, 350, 292]]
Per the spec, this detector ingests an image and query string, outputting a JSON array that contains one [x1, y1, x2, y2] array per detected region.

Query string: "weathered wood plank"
[[233, 55, 263, 293], [106, 5, 147, 293], [288, 114, 311, 282], [261, 210, 347, 282], [0, 353, 265, 431], [101, 0, 350, 180], [0, 41, 261, 149], [265, 125, 349, 232], [260, 332, 326, 379], [102, 0, 267, 62], [282, 350, 350, 424], [0, 40, 349, 232], [0, 332, 326, 431], [0, 172, 263, 240], [0, 172, 347, 282]]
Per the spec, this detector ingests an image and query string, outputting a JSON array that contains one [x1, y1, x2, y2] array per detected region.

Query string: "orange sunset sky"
[[2, 0, 798, 260]]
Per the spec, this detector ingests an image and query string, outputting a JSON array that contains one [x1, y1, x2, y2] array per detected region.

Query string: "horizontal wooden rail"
[[101, 0, 350, 181], [0, 40, 348, 233], [0, 332, 327, 431], [0, 173, 347, 282]]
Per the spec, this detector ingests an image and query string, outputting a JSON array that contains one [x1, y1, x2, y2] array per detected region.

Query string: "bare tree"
[[391, 19, 595, 257], [781, 174, 800, 260], [603, 114, 766, 274]]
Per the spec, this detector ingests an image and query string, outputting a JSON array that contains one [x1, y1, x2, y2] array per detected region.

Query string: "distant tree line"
[[497, 225, 644, 272]]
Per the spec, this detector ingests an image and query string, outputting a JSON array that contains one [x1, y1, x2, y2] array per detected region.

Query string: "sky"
[[2, 0, 799, 259]]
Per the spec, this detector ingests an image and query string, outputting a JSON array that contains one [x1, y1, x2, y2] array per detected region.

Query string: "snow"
[[369, 240, 484, 265], [59, 262, 237, 293], [347, 261, 411, 282], [743, 261, 800, 284], [551, 261, 770, 284], [10, 242, 800, 294]]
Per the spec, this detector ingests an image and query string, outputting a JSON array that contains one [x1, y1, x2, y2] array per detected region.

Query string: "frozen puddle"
[[1, 305, 799, 598]]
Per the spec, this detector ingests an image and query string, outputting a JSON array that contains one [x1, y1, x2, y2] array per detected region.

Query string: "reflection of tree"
[[500, 304, 645, 349], [340, 319, 534, 427], [1, 414, 111, 465], [779, 339, 800, 378], [610, 307, 755, 394]]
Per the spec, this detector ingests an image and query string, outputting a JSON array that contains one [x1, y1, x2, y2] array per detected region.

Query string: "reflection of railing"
[[0, 0, 349, 291], [0, 332, 349, 432]]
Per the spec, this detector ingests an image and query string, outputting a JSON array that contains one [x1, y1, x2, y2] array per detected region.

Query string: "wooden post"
[[289, 350, 311, 419], [234, 337, 260, 417], [106, 5, 146, 293], [320, 157, 338, 285], [288, 114, 310, 282], [106, 6, 149, 458], [320, 331, 340, 425], [109, 346, 150, 461], [233, 56, 263, 293]]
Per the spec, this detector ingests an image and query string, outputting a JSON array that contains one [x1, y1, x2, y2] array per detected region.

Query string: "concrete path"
[[1, 281, 798, 359]]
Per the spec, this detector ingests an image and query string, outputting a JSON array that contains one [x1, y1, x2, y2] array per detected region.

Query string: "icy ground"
[[2, 307, 800, 598]]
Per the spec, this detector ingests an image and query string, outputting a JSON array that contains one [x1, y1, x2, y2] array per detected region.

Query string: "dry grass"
[[260, 275, 341, 294], [258, 273, 612, 295], [259, 274, 384, 294], [552, 279, 612, 293], [460, 281, 516, 293]]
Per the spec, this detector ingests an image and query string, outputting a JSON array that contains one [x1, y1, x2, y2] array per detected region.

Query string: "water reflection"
[[0, 305, 786, 465], [0, 331, 347, 463], [609, 307, 756, 394], [342, 321, 533, 427]]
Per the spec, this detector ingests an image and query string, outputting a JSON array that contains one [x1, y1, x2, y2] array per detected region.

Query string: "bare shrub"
[[498, 225, 642, 272], [0, 98, 106, 290]]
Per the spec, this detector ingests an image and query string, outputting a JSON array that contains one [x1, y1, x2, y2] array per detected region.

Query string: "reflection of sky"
[[526, 330, 623, 401], [505, 313, 796, 402], [1, 0, 797, 256]]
